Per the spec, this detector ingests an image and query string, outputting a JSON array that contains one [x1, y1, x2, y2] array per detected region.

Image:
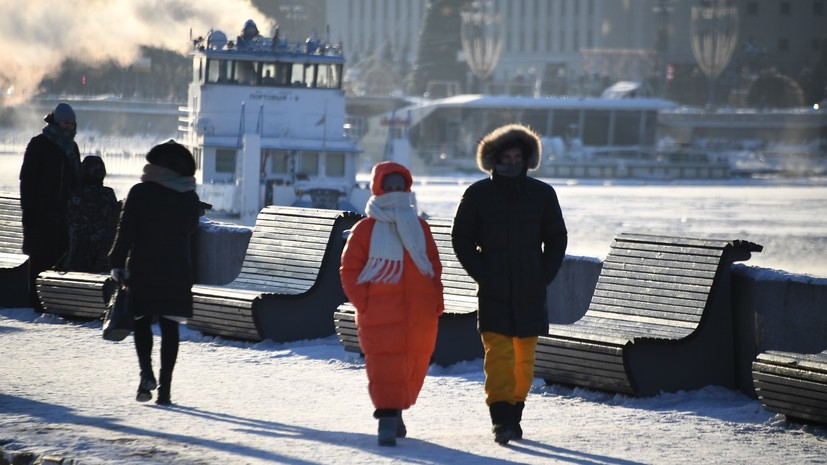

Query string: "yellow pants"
[[480, 332, 539, 405]]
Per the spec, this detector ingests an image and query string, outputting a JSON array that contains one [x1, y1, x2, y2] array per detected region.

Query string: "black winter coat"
[[452, 173, 567, 337], [109, 182, 200, 318], [19, 134, 81, 258]]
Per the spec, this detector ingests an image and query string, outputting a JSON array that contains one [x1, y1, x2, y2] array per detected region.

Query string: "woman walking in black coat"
[[109, 140, 201, 405]]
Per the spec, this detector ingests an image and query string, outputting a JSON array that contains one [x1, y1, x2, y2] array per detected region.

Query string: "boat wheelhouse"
[[179, 20, 366, 224]]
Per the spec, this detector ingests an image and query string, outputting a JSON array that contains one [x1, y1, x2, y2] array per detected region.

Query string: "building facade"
[[324, 0, 824, 103]]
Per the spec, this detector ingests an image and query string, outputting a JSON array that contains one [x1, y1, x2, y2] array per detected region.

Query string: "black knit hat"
[[146, 140, 196, 176], [80, 155, 107, 185]]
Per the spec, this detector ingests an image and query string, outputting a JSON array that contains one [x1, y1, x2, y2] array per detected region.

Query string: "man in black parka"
[[19, 102, 81, 309], [451, 123, 567, 445]]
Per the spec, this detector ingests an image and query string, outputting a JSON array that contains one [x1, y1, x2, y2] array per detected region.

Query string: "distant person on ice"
[[339, 161, 444, 446], [108, 140, 202, 405], [451, 123, 567, 445], [63, 155, 120, 272], [19, 102, 81, 309]]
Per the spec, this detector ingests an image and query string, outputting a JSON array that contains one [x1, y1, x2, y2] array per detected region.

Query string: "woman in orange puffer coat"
[[340, 161, 444, 447]]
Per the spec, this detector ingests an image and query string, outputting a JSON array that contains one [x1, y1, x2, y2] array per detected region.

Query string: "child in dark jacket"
[[64, 156, 120, 272]]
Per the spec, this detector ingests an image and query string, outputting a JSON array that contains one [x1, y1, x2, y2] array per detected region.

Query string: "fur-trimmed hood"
[[476, 124, 542, 173]]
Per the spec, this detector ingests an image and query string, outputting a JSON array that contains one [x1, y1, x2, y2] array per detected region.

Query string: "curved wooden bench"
[[534, 233, 762, 396], [36, 271, 111, 319], [752, 349, 827, 425], [0, 193, 30, 308], [334, 217, 483, 366], [187, 206, 362, 342]]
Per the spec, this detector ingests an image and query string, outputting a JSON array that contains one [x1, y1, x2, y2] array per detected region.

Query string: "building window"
[[299, 152, 320, 177], [215, 149, 236, 173], [779, 2, 791, 15], [778, 38, 790, 52], [746, 2, 758, 15], [325, 153, 346, 177], [268, 151, 289, 174], [815, 1, 824, 15]]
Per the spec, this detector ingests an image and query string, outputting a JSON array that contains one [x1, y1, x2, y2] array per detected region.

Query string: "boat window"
[[206, 59, 235, 83], [268, 150, 289, 173], [192, 147, 202, 171], [324, 152, 345, 177], [291, 63, 306, 87], [261, 63, 290, 86], [316, 64, 341, 89], [194, 57, 205, 84], [305, 64, 316, 88], [300, 151, 320, 176], [216, 149, 237, 173], [236, 61, 259, 85]]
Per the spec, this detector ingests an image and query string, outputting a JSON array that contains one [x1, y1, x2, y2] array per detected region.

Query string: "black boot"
[[155, 370, 172, 405], [396, 410, 407, 438], [133, 317, 155, 403], [489, 402, 514, 445], [374, 409, 398, 446], [513, 401, 525, 440], [136, 371, 157, 403], [155, 318, 179, 406]]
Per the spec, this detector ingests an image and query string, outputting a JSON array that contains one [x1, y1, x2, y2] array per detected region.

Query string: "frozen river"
[[3, 152, 826, 278]]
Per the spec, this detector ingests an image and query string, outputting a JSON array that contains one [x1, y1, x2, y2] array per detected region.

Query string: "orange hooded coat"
[[339, 162, 444, 410]]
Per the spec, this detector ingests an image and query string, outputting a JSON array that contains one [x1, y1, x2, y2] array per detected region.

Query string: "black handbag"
[[102, 280, 134, 341]]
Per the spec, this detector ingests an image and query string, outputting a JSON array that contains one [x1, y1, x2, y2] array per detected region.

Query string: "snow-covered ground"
[[2, 147, 827, 464], [1, 307, 826, 465]]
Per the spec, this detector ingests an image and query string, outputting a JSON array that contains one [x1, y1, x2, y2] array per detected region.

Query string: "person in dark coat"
[[451, 123, 567, 445], [64, 156, 120, 272], [19, 102, 81, 309], [109, 140, 201, 405]]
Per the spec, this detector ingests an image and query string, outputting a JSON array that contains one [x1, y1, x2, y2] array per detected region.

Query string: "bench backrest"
[[427, 217, 477, 303], [582, 232, 761, 338], [230, 205, 362, 292], [0, 193, 24, 255]]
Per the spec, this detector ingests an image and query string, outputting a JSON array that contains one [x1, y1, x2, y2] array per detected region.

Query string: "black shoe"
[[136, 388, 152, 402], [492, 424, 513, 445], [139, 372, 157, 391], [489, 402, 514, 445], [377, 417, 397, 446]]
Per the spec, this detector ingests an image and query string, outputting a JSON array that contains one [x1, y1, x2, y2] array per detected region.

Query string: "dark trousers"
[[133, 316, 180, 394]]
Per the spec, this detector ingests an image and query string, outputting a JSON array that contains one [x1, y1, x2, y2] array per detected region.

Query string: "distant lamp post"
[[652, 0, 674, 97], [690, 0, 739, 107], [460, 1, 503, 93], [278, 0, 307, 39]]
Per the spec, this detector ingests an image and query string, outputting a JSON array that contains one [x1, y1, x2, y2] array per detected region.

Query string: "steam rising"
[[0, 0, 267, 105]]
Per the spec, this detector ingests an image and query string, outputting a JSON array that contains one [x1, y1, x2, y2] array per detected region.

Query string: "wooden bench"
[[0, 193, 30, 308], [334, 217, 484, 366], [534, 233, 762, 396], [752, 349, 827, 425], [186, 205, 362, 342], [36, 271, 112, 319]]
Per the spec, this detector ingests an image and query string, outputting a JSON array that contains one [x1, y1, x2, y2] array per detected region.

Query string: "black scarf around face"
[[42, 123, 77, 159]]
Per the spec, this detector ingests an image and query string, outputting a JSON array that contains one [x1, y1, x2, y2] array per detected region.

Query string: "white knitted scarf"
[[357, 191, 434, 284]]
